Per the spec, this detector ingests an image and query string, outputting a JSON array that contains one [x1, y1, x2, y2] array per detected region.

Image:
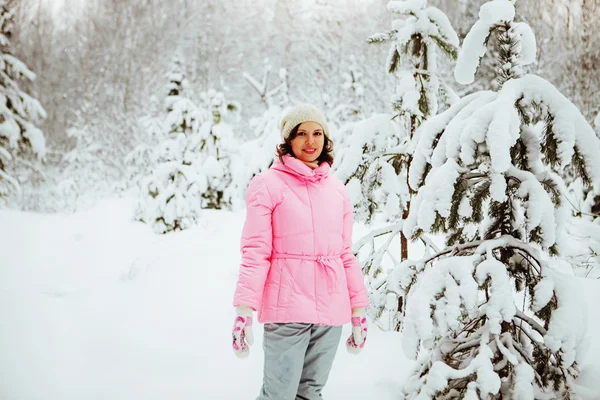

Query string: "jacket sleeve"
[[233, 175, 273, 311], [341, 190, 370, 309]]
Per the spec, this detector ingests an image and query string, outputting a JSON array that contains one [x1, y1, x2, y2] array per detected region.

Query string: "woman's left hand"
[[346, 308, 367, 354]]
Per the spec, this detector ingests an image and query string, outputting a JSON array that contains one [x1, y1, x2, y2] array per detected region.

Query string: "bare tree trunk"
[[401, 202, 410, 260]]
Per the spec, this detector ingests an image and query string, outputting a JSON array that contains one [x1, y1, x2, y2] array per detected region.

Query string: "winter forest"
[[2, 0, 600, 398]]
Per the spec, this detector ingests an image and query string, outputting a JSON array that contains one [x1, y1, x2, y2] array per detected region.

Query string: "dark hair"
[[276, 124, 334, 166]]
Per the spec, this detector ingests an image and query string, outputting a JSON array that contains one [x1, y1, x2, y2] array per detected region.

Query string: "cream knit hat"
[[280, 103, 330, 141]]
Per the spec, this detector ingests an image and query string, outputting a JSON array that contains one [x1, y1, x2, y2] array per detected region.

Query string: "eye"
[[297, 131, 306, 136], [314, 131, 323, 136]]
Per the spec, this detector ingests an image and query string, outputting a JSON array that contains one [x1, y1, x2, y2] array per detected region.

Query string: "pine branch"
[[514, 96, 531, 125], [484, 198, 512, 240], [570, 147, 591, 187], [528, 225, 545, 248], [470, 178, 491, 223], [430, 35, 458, 60], [540, 178, 561, 207], [410, 227, 424, 241], [541, 113, 559, 168], [512, 341, 545, 386], [446, 228, 465, 246], [510, 137, 529, 171], [420, 39, 428, 70], [415, 162, 432, 192], [411, 128, 446, 189], [367, 30, 395, 44], [448, 174, 469, 230], [535, 293, 558, 330], [417, 75, 430, 120], [431, 212, 447, 234], [388, 48, 400, 74]]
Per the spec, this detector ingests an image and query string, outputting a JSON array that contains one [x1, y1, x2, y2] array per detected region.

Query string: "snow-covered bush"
[[135, 60, 207, 233], [196, 89, 238, 209], [136, 133, 206, 234]]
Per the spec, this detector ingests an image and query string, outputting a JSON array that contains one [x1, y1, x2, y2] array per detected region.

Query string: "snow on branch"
[[408, 91, 497, 190], [0, 145, 11, 161], [3, 54, 37, 81], [243, 67, 270, 98], [426, 75, 591, 187], [426, 6, 459, 47], [454, 0, 519, 85], [511, 22, 537, 65], [387, 0, 426, 15], [398, 237, 586, 398], [0, 167, 20, 198], [501, 75, 600, 186]]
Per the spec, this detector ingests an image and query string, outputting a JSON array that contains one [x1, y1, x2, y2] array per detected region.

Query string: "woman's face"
[[290, 121, 325, 165]]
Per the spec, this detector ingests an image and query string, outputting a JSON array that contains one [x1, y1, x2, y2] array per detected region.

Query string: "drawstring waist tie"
[[270, 253, 341, 294]]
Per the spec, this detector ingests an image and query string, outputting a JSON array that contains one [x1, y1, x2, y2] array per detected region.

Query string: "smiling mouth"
[[304, 149, 316, 154]]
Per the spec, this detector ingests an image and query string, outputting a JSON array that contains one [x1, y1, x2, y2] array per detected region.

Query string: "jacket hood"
[[271, 154, 330, 183]]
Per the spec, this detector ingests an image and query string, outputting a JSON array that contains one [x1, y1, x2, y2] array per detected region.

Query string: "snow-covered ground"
[[1, 197, 599, 399]]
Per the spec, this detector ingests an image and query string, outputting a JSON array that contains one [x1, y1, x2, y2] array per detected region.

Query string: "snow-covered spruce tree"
[[0, 0, 46, 205], [124, 56, 198, 193], [396, 0, 600, 397], [339, 0, 459, 330], [337, 0, 460, 224], [196, 89, 238, 209], [135, 59, 207, 234]]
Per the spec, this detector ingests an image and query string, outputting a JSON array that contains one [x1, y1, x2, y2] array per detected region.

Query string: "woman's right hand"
[[232, 306, 254, 358]]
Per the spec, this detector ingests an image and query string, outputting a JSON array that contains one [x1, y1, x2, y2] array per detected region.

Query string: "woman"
[[232, 103, 369, 399]]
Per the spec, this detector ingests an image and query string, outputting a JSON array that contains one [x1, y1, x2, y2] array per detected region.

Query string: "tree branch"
[[515, 310, 547, 336], [353, 222, 402, 251]]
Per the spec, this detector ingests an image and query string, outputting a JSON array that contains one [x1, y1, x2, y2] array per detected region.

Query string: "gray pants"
[[257, 323, 342, 400]]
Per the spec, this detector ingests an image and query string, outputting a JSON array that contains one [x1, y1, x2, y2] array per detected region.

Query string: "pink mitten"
[[346, 308, 367, 354], [232, 306, 254, 358]]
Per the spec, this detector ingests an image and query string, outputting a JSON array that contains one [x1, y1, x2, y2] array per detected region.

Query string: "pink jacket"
[[233, 154, 370, 326]]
